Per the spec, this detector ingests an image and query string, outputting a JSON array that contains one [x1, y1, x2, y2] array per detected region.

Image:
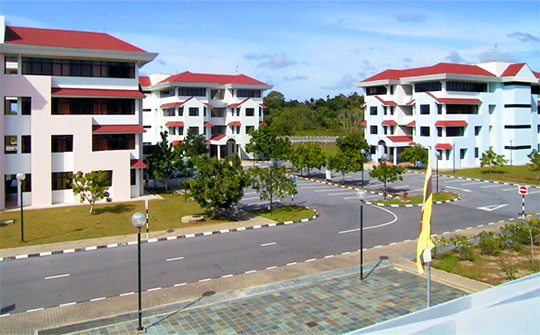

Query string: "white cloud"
[[508, 31, 540, 43], [243, 52, 299, 70]]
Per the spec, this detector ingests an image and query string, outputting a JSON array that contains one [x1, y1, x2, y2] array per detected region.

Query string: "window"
[[370, 126, 378, 134], [5, 174, 32, 194], [504, 125, 531, 129], [246, 108, 255, 117], [178, 87, 206, 97], [4, 55, 18, 75], [437, 104, 442, 115], [4, 97, 31, 115], [170, 127, 176, 136], [52, 172, 72, 190], [131, 170, 137, 186], [189, 107, 199, 117], [446, 105, 478, 114], [52, 99, 134, 115], [188, 127, 199, 135], [178, 107, 184, 116], [383, 106, 388, 115], [389, 86, 394, 94], [420, 105, 430, 115], [446, 81, 487, 92], [390, 106, 394, 115], [420, 127, 430, 137], [489, 105, 496, 114], [160, 90, 175, 98], [237, 89, 261, 98], [210, 89, 224, 100], [211, 108, 226, 117], [259, 107, 263, 117], [475, 147, 479, 158], [143, 108, 151, 113], [143, 125, 151, 129], [437, 127, 443, 137], [21, 136, 31, 154], [415, 81, 441, 92], [370, 107, 377, 116], [92, 134, 135, 151], [4, 136, 17, 154], [22, 58, 134, 78], [163, 108, 175, 117], [246, 126, 255, 134], [532, 86, 540, 95], [383, 126, 388, 135], [475, 126, 482, 136], [446, 127, 465, 137], [230, 89, 235, 97], [204, 108, 207, 117], [366, 86, 387, 95], [460, 149, 467, 159]]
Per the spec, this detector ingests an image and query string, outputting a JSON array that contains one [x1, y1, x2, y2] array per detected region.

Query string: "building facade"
[[140, 72, 272, 159], [357, 62, 540, 169], [0, 16, 157, 210]]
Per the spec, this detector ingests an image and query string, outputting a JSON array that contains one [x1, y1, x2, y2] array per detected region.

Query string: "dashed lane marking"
[[446, 186, 472, 193], [166, 256, 184, 262], [481, 184, 505, 189], [261, 242, 276, 247], [44, 273, 70, 280]]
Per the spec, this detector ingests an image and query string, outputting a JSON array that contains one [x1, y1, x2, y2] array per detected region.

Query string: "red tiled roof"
[[228, 121, 241, 126], [501, 63, 526, 77], [172, 140, 184, 146], [260, 121, 268, 126], [204, 102, 214, 108], [260, 103, 268, 108], [406, 121, 416, 126], [210, 134, 226, 141], [139, 76, 151, 87], [425, 92, 481, 104], [375, 96, 397, 106], [534, 71, 540, 79], [204, 122, 214, 127], [204, 140, 211, 144], [387, 135, 413, 143], [92, 125, 145, 133], [130, 159, 148, 168], [407, 99, 416, 105], [229, 98, 250, 108], [166, 122, 184, 127], [362, 62, 496, 82], [5, 26, 146, 52], [360, 120, 367, 126], [435, 120, 468, 126], [51, 88, 145, 98], [435, 143, 454, 150], [160, 97, 193, 109], [382, 120, 397, 126], [159, 71, 268, 85]]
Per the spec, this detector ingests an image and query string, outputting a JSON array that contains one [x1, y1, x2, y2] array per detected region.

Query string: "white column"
[[393, 147, 398, 165], [217, 146, 221, 159]]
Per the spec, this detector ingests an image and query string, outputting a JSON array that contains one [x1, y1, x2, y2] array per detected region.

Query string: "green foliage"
[[69, 170, 112, 214], [498, 221, 540, 254], [245, 126, 291, 160], [499, 260, 517, 280], [432, 236, 449, 259], [289, 142, 327, 175], [480, 149, 508, 173], [327, 151, 363, 182], [336, 132, 369, 156], [399, 144, 428, 167], [527, 150, 540, 180], [477, 231, 502, 256], [184, 132, 209, 168], [369, 162, 405, 199], [449, 235, 475, 261], [147, 131, 186, 190], [188, 155, 248, 217], [248, 167, 297, 212]]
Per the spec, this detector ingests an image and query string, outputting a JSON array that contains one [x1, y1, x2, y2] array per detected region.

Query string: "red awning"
[[260, 103, 268, 108], [172, 140, 184, 146], [229, 98, 249, 108], [387, 135, 413, 143], [260, 121, 268, 126], [438, 98, 482, 104], [130, 159, 148, 168], [360, 120, 367, 126], [375, 96, 397, 106], [435, 120, 468, 126], [406, 121, 416, 126], [204, 102, 215, 108], [435, 143, 454, 150], [161, 102, 184, 109], [204, 140, 211, 144], [228, 121, 241, 126], [204, 122, 214, 127], [211, 134, 226, 141], [382, 120, 397, 126], [166, 121, 184, 127], [92, 125, 145, 133], [52, 88, 145, 98]]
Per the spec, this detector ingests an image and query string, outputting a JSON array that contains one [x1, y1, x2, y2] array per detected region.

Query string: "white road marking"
[[90, 297, 106, 302], [367, 183, 384, 188], [477, 204, 508, 212], [324, 255, 334, 258], [45, 273, 70, 280], [460, 181, 486, 185], [261, 242, 276, 247], [120, 292, 134, 297], [245, 270, 256, 274], [244, 192, 257, 195], [174, 283, 187, 287], [328, 192, 357, 196], [199, 278, 211, 283], [59, 302, 76, 307], [481, 184, 505, 189], [339, 205, 398, 233], [444, 179, 467, 184], [300, 186, 335, 189], [221, 274, 233, 278], [502, 188, 517, 192], [148, 287, 161, 292], [314, 189, 339, 192], [391, 185, 409, 189], [305, 258, 316, 262], [526, 190, 540, 195], [266, 266, 277, 270], [27, 308, 44, 313], [287, 262, 297, 266], [339, 228, 361, 234], [242, 197, 260, 201], [166, 256, 184, 262], [446, 186, 472, 193]]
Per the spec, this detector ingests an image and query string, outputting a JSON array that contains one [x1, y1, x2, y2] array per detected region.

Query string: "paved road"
[[1, 171, 538, 315]]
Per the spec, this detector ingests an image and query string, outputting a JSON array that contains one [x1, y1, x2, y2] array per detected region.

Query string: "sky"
[[1, 1, 539, 101]]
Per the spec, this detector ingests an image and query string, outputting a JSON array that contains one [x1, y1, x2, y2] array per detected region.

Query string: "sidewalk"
[[0, 218, 499, 335]]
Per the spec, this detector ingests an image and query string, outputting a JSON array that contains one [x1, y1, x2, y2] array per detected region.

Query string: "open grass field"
[[292, 141, 339, 157], [444, 165, 540, 185], [0, 189, 229, 249], [292, 129, 343, 137], [247, 205, 316, 222]]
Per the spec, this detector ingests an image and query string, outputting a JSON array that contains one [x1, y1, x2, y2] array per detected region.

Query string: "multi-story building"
[[0, 16, 157, 210], [356, 62, 540, 169], [140, 71, 272, 159]]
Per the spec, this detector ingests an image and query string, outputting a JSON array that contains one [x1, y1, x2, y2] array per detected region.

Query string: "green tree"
[[289, 142, 327, 176], [328, 151, 356, 183], [246, 126, 291, 160], [184, 132, 209, 168], [289, 143, 309, 175], [369, 162, 405, 199], [248, 166, 297, 213], [336, 132, 370, 156], [69, 171, 112, 214], [527, 150, 540, 180], [188, 155, 248, 217], [147, 131, 186, 190], [480, 149, 508, 173], [399, 144, 428, 167]]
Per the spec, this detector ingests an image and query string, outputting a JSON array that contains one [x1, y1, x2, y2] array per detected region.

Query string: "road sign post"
[[145, 199, 149, 240], [292, 176, 297, 204], [518, 186, 528, 218]]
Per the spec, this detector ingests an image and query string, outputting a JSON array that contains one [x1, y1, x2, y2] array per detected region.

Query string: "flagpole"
[[427, 261, 431, 308]]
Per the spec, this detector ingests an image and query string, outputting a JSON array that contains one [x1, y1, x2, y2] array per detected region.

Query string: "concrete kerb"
[[0, 208, 320, 263], [365, 195, 462, 208], [406, 169, 540, 189]]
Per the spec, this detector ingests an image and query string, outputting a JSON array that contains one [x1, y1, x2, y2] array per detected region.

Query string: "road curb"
[[0, 208, 319, 263], [365, 195, 462, 208], [406, 170, 540, 189]]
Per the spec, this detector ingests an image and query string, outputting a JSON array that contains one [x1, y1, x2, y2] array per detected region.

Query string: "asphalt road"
[[1, 171, 538, 315]]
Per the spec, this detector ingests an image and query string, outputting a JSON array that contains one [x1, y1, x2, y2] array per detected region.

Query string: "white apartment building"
[[356, 62, 540, 169], [140, 72, 272, 159], [0, 16, 157, 210]]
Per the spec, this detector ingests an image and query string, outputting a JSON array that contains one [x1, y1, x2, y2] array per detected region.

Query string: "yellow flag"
[[416, 149, 436, 274]]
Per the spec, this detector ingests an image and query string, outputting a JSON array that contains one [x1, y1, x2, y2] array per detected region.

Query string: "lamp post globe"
[[131, 212, 145, 228], [360, 149, 366, 186], [131, 211, 146, 331], [16, 173, 26, 242], [16, 173, 26, 182], [357, 189, 367, 280]]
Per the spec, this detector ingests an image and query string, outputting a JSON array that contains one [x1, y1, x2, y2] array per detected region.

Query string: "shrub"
[[432, 236, 449, 259], [499, 260, 517, 280], [498, 224, 524, 252], [449, 235, 475, 261], [477, 231, 502, 256]]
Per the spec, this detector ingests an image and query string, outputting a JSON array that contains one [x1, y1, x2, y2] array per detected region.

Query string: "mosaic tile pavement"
[[71, 267, 465, 335]]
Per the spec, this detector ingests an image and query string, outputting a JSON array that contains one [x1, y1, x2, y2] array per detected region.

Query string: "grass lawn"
[[292, 129, 343, 137], [444, 165, 540, 185], [247, 205, 316, 222], [372, 192, 458, 205], [293, 141, 339, 157], [0, 188, 229, 249]]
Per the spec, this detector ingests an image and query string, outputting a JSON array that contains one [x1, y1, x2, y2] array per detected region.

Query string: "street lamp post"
[[16, 173, 26, 243], [452, 142, 456, 173], [357, 190, 367, 280], [435, 151, 440, 194], [131, 212, 146, 331], [360, 149, 366, 186]]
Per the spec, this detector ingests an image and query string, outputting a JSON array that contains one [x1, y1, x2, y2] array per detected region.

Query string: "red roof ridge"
[[501, 63, 527, 77], [158, 71, 267, 86]]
